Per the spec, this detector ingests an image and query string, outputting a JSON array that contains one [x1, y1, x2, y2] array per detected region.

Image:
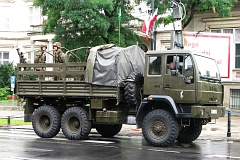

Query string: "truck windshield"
[[194, 55, 221, 82]]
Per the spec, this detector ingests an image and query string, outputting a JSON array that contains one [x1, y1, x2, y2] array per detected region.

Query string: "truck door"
[[163, 55, 196, 103], [143, 56, 164, 95]]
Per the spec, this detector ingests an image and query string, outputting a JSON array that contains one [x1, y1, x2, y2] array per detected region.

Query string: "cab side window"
[[166, 56, 174, 74], [149, 56, 161, 75], [184, 56, 194, 78], [184, 55, 194, 82], [166, 55, 184, 75]]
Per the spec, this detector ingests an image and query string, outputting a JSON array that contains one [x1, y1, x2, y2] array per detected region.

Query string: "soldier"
[[167, 61, 174, 74], [34, 43, 47, 71], [53, 42, 65, 63], [53, 42, 65, 80]]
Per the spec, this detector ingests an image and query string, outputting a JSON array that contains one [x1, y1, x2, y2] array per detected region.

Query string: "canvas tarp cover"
[[85, 44, 145, 86]]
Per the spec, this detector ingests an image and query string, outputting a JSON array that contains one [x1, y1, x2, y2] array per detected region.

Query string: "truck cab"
[[135, 49, 225, 147], [144, 50, 223, 107]]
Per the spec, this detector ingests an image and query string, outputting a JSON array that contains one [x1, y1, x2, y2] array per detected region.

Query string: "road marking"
[[81, 140, 114, 144], [2, 157, 41, 160], [28, 148, 54, 152], [205, 155, 240, 159], [0, 132, 38, 138], [147, 148, 180, 154], [0, 130, 115, 144]]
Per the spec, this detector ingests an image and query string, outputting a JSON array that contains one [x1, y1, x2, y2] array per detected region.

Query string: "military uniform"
[[34, 43, 47, 80], [54, 49, 65, 63], [53, 42, 65, 80], [34, 50, 46, 71]]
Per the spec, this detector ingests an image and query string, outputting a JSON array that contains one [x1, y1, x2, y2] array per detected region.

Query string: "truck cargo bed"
[[16, 63, 119, 98]]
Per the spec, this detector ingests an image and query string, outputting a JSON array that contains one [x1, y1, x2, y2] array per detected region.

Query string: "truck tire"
[[96, 124, 122, 137], [142, 109, 179, 147], [61, 107, 92, 140], [32, 105, 61, 138], [124, 72, 144, 106], [177, 120, 202, 143]]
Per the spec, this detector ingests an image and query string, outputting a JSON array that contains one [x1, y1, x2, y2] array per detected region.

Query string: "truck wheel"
[[96, 124, 122, 137], [61, 107, 92, 140], [124, 72, 144, 106], [142, 109, 179, 147], [177, 120, 202, 143], [32, 105, 61, 138]]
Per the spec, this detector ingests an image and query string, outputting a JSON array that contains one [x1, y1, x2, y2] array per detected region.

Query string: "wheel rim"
[[67, 117, 81, 134], [148, 119, 167, 140], [38, 115, 51, 131]]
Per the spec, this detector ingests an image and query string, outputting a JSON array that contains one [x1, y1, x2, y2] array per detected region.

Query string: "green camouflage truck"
[[16, 44, 225, 147]]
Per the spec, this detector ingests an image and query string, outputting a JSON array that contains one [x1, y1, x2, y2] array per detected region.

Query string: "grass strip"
[[0, 119, 31, 126]]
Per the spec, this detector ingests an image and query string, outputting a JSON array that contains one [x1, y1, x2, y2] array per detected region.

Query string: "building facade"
[[0, 0, 54, 65], [154, 1, 240, 110]]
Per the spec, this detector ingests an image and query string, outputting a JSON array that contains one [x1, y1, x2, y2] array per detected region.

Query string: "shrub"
[[0, 87, 10, 100], [0, 63, 17, 88]]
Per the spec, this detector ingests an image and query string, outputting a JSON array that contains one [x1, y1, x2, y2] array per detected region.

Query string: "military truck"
[[16, 43, 225, 147]]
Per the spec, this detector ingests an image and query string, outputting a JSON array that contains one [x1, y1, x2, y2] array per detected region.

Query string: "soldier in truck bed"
[[34, 43, 47, 71], [53, 42, 65, 80], [53, 42, 65, 63]]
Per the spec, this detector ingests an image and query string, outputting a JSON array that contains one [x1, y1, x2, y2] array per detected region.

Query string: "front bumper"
[[191, 106, 225, 119]]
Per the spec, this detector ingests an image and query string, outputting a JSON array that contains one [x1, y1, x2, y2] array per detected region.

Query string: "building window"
[[0, 52, 10, 64], [223, 29, 233, 34], [149, 56, 161, 75], [211, 29, 221, 33], [230, 89, 240, 110], [236, 44, 240, 68], [29, 6, 41, 25], [0, 7, 10, 31], [235, 29, 240, 42]]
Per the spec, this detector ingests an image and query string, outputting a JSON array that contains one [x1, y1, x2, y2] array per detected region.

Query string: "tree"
[[135, 0, 238, 28], [34, 0, 143, 61], [0, 63, 17, 88], [0, 63, 17, 99]]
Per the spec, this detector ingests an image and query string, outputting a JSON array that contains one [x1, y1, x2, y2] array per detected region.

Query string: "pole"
[[8, 116, 10, 126], [118, 7, 121, 46], [119, 20, 121, 46], [150, 0, 155, 50], [12, 89, 14, 106], [227, 110, 231, 137]]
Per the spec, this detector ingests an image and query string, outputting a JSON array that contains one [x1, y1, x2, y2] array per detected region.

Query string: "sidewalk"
[[0, 102, 239, 141], [0, 101, 24, 111]]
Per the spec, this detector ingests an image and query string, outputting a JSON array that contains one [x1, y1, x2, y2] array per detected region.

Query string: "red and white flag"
[[141, 8, 158, 40]]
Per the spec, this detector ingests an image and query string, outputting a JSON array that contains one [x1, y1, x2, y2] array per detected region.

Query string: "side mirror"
[[184, 76, 193, 84]]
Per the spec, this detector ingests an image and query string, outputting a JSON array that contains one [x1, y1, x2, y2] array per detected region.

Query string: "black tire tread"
[[32, 105, 61, 138], [61, 107, 92, 140], [124, 72, 144, 106], [177, 120, 202, 143], [142, 109, 179, 147], [96, 124, 122, 137]]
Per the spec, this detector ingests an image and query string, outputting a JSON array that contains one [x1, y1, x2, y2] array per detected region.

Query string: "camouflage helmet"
[[53, 42, 61, 48], [40, 43, 47, 48]]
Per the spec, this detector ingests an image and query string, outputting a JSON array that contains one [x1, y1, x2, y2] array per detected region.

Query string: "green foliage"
[[0, 63, 17, 88], [135, 0, 238, 28], [24, 68, 38, 80], [34, 0, 142, 60], [0, 87, 10, 100], [0, 119, 32, 126]]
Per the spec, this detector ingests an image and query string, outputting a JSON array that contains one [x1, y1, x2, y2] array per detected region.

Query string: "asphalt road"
[[0, 128, 240, 160]]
